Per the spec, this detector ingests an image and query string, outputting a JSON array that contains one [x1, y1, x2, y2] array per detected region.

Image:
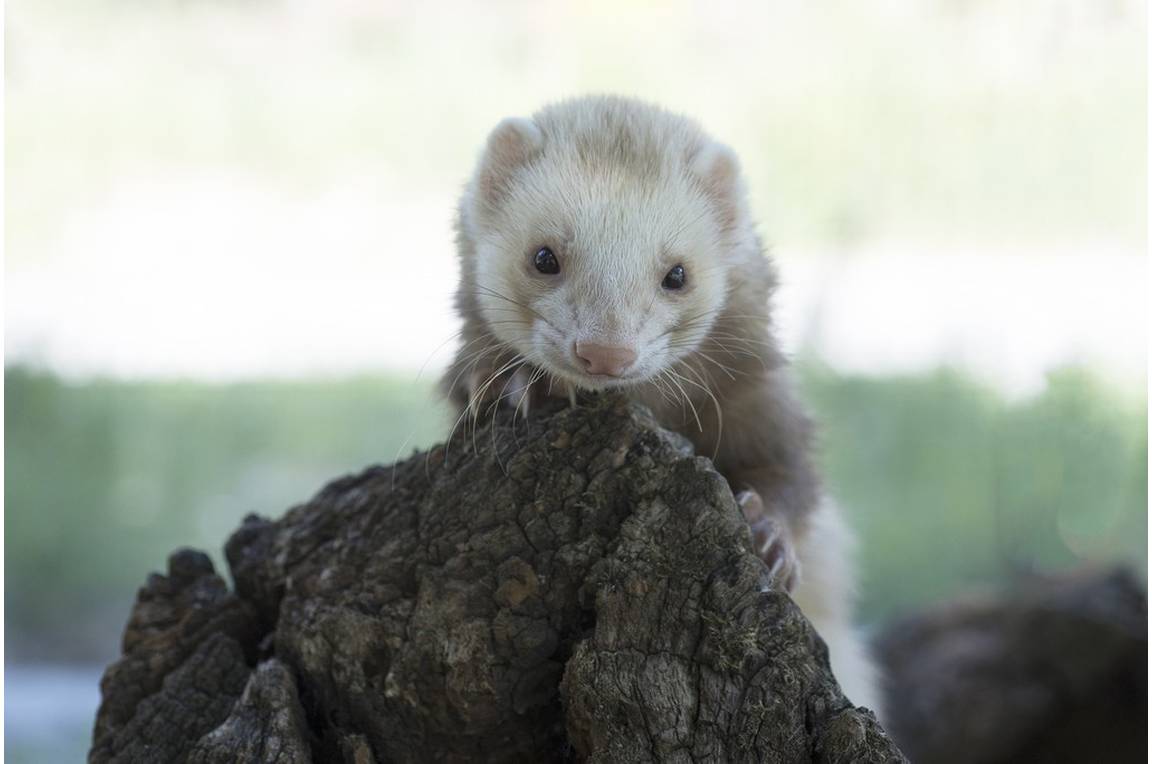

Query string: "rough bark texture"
[[91, 396, 902, 763], [876, 567, 1147, 764], [90, 549, 262, 763]]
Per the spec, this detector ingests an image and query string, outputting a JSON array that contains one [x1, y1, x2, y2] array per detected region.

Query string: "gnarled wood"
[[91, 396, 902, 763], [876, 568, 1147, 764]]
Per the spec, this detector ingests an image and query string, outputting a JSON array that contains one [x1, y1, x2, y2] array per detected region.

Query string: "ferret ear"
[[689, 141, 745, 228], [475, 117, 545, 207]]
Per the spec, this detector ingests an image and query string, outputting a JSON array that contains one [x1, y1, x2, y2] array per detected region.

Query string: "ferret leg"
[[736, 490, 800, 592]]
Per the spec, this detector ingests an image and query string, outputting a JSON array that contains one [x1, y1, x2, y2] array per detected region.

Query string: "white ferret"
[[442, 95, 880, 713]]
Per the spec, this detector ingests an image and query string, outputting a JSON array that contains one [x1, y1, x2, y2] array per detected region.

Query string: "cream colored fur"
[[791, 500, 883, 714]]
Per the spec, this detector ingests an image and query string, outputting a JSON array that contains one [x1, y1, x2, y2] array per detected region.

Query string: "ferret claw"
[[737, 490, 800, 592]]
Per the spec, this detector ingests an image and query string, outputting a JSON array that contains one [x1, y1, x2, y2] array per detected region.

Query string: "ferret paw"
[[466, 365, 540, 418], [736, 490, 800, 592]]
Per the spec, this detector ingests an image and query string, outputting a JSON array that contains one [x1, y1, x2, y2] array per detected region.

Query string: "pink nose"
[[575, 341, 638, 377]]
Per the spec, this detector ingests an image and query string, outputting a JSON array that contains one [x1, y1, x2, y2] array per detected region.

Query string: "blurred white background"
[[7, 0, 1145, 393]]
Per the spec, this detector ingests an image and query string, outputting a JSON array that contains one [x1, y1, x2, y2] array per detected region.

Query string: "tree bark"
[[90, 395, 903, 763], [875, 567, 1147, 764]]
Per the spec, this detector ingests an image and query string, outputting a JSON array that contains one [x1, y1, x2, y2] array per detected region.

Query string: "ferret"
[[441, 95, 880, 713]]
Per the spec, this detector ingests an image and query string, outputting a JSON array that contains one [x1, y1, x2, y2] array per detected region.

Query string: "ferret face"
[[463, 116, 738, 392]]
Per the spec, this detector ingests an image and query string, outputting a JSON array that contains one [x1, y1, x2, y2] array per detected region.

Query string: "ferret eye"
[[662, 264, 686, 290], [534, 247, 560, 275]]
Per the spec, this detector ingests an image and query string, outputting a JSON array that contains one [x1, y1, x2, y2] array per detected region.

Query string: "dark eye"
[[534, 247, 560, 275], [662, 264, 686, 290]]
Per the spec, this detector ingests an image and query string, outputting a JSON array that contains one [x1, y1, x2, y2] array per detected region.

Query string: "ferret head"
[[457, 97, 757, 392]]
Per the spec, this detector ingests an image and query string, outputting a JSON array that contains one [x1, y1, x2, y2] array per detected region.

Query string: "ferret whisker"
[[446, 340, 520, 452], [471, 353, 525, 419], [394, 332, 485, 490], [483, 320, 534, 328], [455, 339, 510, 378], [469, 360, 514, 456], [442, 343, 505, 404], [704, 333, 775, 354], [704, 342, 758, 360], [649, 371, 679, 408], [663, 333, 714, 354], [657, 308, 719, 340], [689, 306, 777, 328], [443, 348, 495, 439], [707, 340, 773, 367], [487, 362, 530, 475], [440, 345, 508, 466], [502, 362, 543, 448], [511, 365, 548, 445], [471, 284, 562, 332], [703, 341, 770, 372], [470, 354, 527, 455], [680, 359, 724, 458], [705, 335, 765, 348], [706, 340, 769, 358], [693, 349, 742, 380], [413, 329, 469, 384], [468, 285, 533, 315], [700, 334, 774, 348], [653, 369, 686, 419], [665, 369, 703, 433], [472, 305, 531, 316], [712, 314, 775, 324]]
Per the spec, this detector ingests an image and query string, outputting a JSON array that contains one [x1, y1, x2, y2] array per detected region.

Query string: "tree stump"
[[90, 395, 903, 763], [876, 567, 1147, 764]]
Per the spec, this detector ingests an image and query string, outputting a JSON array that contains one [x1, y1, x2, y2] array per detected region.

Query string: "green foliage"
[[4, 364, 1146, 659], [4, 367, 447, 660], [800, 362, 1147, 621]]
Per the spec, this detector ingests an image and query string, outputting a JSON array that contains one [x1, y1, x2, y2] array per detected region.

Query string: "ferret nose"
[[575, 341, 638, 377]]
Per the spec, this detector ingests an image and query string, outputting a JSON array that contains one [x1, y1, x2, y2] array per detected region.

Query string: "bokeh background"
[[5, 0, 1147, 760]]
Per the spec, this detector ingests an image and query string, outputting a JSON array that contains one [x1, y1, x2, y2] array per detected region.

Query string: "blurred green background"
[[6, 362, 1146, 658], [5, 0, 1146, 761]]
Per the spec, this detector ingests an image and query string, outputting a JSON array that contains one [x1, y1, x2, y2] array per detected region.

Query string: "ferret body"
[[442, 96, 880, 713]]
